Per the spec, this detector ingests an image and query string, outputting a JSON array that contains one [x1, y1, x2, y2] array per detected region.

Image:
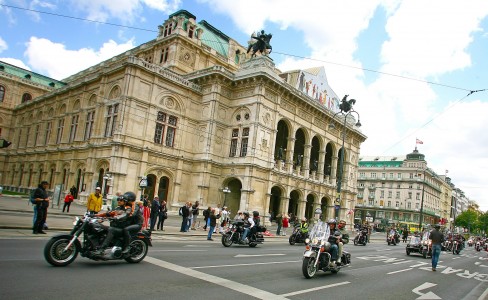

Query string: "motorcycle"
[[289, 223, 308, 245], [302, 220, 351, 279], [221, 220, 265, 247], [387, 233, 399, 246], [442, 239, 452, 252], [353, 228, 368, 246], [452, 240, 463, 255], [475, 241, 481, 252], [44, 214, 152, 267]]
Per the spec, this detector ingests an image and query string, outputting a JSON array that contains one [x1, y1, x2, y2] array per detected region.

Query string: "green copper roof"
[[197, 20, 230, 57], [0, 60, 66, 88], [359, 161, 403, 168]]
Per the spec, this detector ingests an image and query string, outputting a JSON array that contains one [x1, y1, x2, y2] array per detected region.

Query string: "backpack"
[[29, 189, 36, 204], [178, 206, 184, 216]]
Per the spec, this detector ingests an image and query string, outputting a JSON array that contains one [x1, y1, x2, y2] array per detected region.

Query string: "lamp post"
[[139, 176, 148, 201], [328, 95, 361, 220], [416, 168, 427, 231], [222, 186, 231, 207], [102, 173, 112, 201]]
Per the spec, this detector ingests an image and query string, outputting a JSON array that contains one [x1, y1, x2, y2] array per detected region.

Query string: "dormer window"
[[188, 25, 195, 38], [22, 93, 32, 103]]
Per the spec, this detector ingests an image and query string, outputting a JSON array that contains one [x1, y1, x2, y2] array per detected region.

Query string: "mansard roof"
[[0, 60, 66, 88]]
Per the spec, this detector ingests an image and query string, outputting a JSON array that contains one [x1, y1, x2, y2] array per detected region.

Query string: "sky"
[[1, 0, 488, 211]]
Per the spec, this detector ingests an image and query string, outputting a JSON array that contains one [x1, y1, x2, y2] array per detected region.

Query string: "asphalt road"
[[0, 233, 487, 300]]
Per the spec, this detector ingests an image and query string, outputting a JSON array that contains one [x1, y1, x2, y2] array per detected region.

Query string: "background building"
[[0, 10, 366, 224], [355, 148, 451, 231]]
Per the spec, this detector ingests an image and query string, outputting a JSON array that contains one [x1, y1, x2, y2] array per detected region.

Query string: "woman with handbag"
[[62, 191, 74, 213], [157, 200, 168, 231]]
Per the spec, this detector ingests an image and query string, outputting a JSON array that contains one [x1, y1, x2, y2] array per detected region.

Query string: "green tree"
[[478, 211, 488, 234], [454, 210, 478, 233]]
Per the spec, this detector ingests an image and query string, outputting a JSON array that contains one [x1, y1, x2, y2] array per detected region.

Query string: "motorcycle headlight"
[[305, 238, 310, 244], [312, 238, 319, 245]]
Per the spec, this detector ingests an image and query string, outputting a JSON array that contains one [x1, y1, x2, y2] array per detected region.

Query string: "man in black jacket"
[[33, 181, 50, 234], [180, 202, 190, 232], [429, 224, 444, 271]]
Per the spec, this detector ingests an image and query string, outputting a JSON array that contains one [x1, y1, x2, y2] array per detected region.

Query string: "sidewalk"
[[0, 195, 386, 242]]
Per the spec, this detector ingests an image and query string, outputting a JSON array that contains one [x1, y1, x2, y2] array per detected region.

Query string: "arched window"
[[22, 93, 32, 103], [0, 85, 5, 102]]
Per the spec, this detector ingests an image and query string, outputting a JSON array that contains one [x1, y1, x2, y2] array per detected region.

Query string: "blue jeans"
[[432, 244, 442, 269], [207, 225, 215, 239], [276, 224, 282, 236], [242, 227, 251, 241], [180, 217, 188, 232], [330, 244, 339, 260]]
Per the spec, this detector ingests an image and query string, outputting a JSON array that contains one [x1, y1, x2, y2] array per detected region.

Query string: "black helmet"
[[243, 211, 250, 217], [120, 191, 136, 203], [252, 211, 259, 217], [327, 218, 337, 224]]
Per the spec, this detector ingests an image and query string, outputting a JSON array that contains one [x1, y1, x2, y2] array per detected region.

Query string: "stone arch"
[[222, 177, 242, 218], [269, 185, 285, 219], [88, 94, 97, 107], [108, 85, 121, 99], [57, 103, 67, 115], [288, 189, 303, 217], [232, 106, 252, 124], [47, 107, 54, 117], [72, 99, 81, 111], [155, 91, 184, 113], [305, 193, 317, 221], [293, 128, 307, 168], [310, 135, 321, 171], [274, 119, 290, 161], [324, 142, 334, 175], [320, 196, 332, 221]]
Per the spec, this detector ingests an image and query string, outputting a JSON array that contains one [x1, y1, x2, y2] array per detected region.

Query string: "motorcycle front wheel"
[[289, 235, 296, 245], [44, 236, 78, 267], [221, 233, 233, 247], [302, 257, 317, 279], [125, 239, 148, 263], [422, 250, 427, 258]]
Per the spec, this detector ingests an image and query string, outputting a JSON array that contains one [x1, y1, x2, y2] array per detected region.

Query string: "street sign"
[[139, 177, 148, 188]]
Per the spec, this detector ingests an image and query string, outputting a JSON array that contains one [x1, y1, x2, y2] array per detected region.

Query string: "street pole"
[[418, 169, 425, 231], [329, 95, 361, 221], [222, 186, 230, 207]]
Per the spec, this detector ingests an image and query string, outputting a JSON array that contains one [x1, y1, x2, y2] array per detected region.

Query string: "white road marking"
[[235, 254, 286, 258], [191, 260, 299, 269], [412, 282, 441, 300], [280, 282, 351, 297], [150, 249, 207, 252], [388, 268, 413, 274], [145, 256, 289, 300]]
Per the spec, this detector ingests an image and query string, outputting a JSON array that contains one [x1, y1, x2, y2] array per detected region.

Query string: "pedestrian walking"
[[191, 201, 200, 230], [157, 200, 168, 231], [282, 213, 289, 236], [87, 186, 103, 214], [187, 202, 193, 231], [142, 195, 150, 230], [220, 206, 229, 233], [62, 191, 74, 213], [202, 206, 211, 230], [32, 181, 50, 234], [149, 196, 160, 232], [429, 224, 444, 271], [207, 209, 220, 241], [179, 202, 190, 232], [275, 213, 283, 236]]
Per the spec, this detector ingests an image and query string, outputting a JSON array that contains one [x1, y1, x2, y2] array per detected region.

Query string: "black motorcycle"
[[44, 214, 152, 266], [387, 232, 400, 246], [353, 229, 368, 246], [452, 239, 463, 255], [221, 220, 265, 247], [289, 223, 308, 245]]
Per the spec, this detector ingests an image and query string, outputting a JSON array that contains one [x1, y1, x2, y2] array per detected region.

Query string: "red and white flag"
[[416, 138, 423, 144]]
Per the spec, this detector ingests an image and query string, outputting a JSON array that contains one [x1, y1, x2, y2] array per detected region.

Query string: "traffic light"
[[0, 139, 12, 148]]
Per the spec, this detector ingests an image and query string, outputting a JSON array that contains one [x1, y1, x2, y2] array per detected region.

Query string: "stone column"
[[318, 150, 325, 182], [286, 137, 295, 173], [303, 144, 311, 177]]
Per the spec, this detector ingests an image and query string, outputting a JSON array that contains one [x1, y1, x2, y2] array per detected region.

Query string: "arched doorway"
[[223, 178, 242, 219], [324, 143, 333, 176], [146, 174, 157, 201], [288, 190, 300, 218], [310, 136, 320, 171], [321, 197, 331, 221], [305, 194, 315, 221], [158, 176, 169, 201], [275, 120, 289, 161], [293, 129, 306, 168], [269, 186, 282, 221]]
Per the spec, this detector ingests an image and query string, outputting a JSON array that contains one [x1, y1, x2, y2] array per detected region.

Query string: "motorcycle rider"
[[337, 220, 349, 264], [300, 217, 309, 239], [240, 211, 255, 244], [327, 219, 340, 267], [123, 192, 143, 253], [93, 193, 133, 254]]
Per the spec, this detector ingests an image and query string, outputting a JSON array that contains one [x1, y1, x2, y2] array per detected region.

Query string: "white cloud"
[[201, 0, 488, 210], [0, 36, 7, 53], [70, 0, 180, 23], [0, 58, 31, 70], [24, 37, 135, 80]]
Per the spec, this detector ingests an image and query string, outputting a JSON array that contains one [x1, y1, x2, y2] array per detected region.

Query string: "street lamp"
[[102, 173, 112, 200], [222, 186, 231, 207], [139, 176, 148, 201], [328, 95, 361, 220], [417, 169, 426, 231]]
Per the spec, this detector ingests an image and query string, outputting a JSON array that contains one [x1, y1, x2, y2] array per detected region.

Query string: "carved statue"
[[247, 30, 273, 58]]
